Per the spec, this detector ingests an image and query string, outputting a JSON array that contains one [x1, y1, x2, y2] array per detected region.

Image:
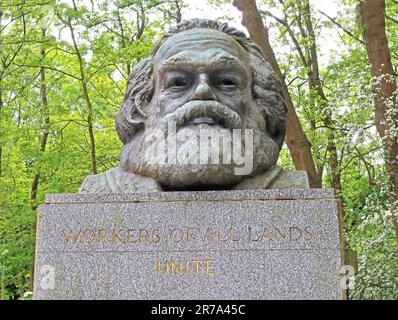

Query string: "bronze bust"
[[79, 19, 308, 193]]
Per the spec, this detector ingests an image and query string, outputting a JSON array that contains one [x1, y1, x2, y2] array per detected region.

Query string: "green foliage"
[[259, 0, 398, 299], [0, 0, 185, 299], [344, 173, 398, 299]]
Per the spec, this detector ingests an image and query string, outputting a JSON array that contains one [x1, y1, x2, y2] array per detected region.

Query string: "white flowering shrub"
[[345, 174, 398, 299]]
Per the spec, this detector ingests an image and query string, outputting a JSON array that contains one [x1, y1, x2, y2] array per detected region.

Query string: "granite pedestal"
[[33, 189, 344, 300]]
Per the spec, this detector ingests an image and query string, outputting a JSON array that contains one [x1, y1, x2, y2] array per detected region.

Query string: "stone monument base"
[[33, 189, 344, 300]]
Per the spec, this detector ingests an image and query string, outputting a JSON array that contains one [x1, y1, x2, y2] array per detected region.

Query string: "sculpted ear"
[[116, 58, 154, 145]]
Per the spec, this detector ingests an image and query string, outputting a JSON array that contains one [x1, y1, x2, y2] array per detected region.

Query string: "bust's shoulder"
[[234, 165, 309, 190], [78, 169, 114, 193], [78, 167, 161, 193], [270, 169, 309, 189]]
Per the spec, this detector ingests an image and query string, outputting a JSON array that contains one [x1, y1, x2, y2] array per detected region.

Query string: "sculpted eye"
[[216, 78, 238, 90], [218, 79, 235, 86], [171, 78, 189, 88]]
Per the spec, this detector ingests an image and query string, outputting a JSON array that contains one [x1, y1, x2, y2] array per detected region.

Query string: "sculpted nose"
[[192, 74, 217, 100]]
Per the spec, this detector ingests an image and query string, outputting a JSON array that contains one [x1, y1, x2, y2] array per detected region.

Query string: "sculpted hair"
[[116, 18, 287, 148]]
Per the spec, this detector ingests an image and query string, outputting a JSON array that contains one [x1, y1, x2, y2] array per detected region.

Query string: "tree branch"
[[260, 10, 309, 67], [12, 63, 81, 80], [318, 9, 365, 45]]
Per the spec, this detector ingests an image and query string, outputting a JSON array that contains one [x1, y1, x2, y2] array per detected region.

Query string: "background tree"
[[230, 0, 398, 299], [0, 0, 185, 299], [233, 0, 321, 188], [358, 0, 398, 246]]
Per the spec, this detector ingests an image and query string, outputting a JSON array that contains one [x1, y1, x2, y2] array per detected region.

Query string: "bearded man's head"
[[115, 19, 286, 190]]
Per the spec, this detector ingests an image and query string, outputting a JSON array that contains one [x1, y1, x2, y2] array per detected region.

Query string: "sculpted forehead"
[[154, 29, 249, 68]]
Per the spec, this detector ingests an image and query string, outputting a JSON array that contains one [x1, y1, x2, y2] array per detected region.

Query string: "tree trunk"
[[301, 0, 341, 193], [30, 28, 50, 211], [29, 27, 51, 290], [174, 0, 182, 24], [358, 0, 398, 246], [233, 0, 321, 188], [68, 5, 97, 175]]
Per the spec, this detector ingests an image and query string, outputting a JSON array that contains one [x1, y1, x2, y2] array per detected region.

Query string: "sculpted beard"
[[120, 99, 280, 190]]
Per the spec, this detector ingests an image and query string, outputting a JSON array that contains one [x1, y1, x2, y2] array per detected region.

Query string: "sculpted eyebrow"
[[160, 55, 247, 73], [159, 59, 193, 72], [209, 56, 247, 71]]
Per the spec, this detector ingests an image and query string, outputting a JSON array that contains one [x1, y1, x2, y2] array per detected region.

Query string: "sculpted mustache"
[[161, 100, 242, 129]]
